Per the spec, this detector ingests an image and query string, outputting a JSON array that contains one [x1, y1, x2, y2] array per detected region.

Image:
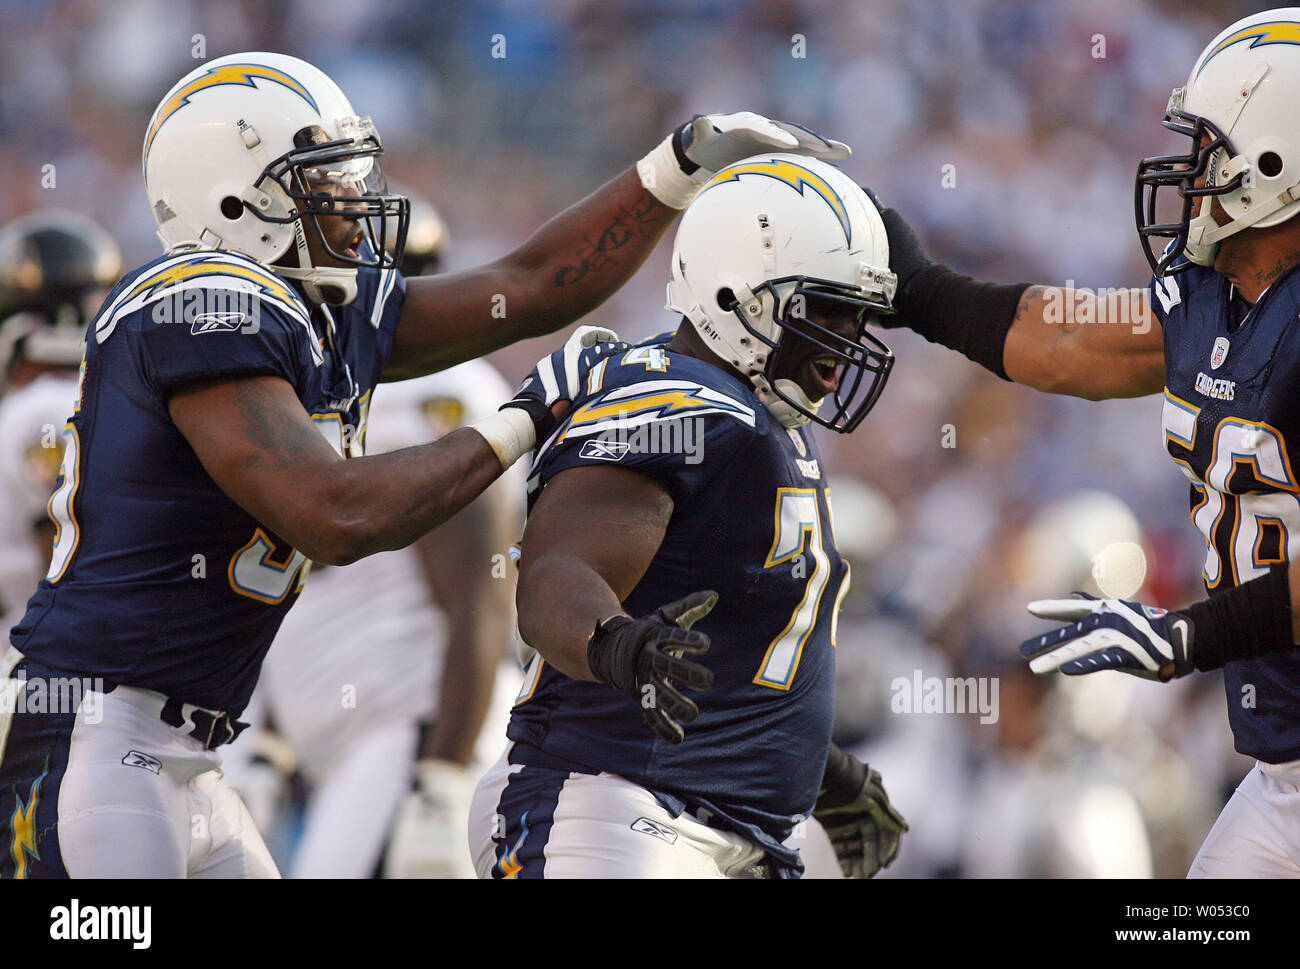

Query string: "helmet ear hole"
[[220, 196, 245, 220], [716, 287, 737, 311], [1259, 151, 1284, 178]]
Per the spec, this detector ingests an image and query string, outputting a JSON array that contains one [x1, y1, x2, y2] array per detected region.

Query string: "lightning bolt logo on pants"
[[9, 772, 43, 879]]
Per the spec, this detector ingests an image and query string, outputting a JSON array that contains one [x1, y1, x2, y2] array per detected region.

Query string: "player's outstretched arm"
[[874, 199, 1166, 400], [516, 464, 715, 743], [1001, 285, 1165, 399], [168, 327, 615, 567], [170, 374, 511, 566], [1021, 560, 1300, 682], [384, 113, 852, 379]]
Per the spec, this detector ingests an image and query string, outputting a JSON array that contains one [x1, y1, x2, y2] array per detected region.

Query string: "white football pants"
[[0, 660, 277, 878], [469, 742, 768, 878], [1189, 758, 1300, 878]]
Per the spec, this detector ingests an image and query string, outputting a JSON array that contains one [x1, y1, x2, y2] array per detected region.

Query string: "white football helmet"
[[1138, 9, 1300, 275], [667, 153, 895, 432], [142, 52, 408, 305]]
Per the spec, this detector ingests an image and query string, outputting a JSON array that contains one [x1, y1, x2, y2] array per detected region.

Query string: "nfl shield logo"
[[1210, 336, 1230, 370], [787, 427, 807, 457]]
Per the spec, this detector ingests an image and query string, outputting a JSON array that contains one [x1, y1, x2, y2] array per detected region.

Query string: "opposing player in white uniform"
[[250, 355, 523, 878], [0, 211, 121, 629]]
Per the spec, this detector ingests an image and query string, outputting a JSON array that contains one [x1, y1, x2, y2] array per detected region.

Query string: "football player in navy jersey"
[[470, 154, 909, 879], [0, 50, 854, 878], [874, 9, 1300, 877]]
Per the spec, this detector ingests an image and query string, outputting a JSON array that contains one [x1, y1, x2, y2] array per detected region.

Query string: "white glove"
[[384, 759, 477, 879], [1021, 594, 1195, 682], [637, 112, 851, 209]]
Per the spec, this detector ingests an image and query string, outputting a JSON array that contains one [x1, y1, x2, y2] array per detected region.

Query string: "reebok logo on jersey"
[[574, 417, 707, 465], [191, 311, 248, 334], [1194, 371, 1236, 401], [579, 438, 631, 461], [121, 750, 163, 774], [630, 817, 678, 844]]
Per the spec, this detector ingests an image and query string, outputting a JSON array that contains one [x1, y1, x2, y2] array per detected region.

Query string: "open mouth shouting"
[[805, 353, 842, 397]]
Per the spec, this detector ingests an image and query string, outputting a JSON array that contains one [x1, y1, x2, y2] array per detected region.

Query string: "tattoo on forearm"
[[1014, 284, 1048, 324], [554, 195, 662, 288]]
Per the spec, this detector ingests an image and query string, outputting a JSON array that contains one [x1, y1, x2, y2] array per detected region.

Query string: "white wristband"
[[636, 133, 707, 210], [470, 408, 537, 470]]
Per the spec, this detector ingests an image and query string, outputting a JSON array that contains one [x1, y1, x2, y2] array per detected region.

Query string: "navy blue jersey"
[[1153, 263, 1300, 762], [508, 343, 849, 871], [10, 247, 405, 715]]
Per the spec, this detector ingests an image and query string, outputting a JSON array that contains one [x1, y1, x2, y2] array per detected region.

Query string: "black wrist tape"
[[1182, 563, 1295, 672], [817, 743, 863, 810], [586, 616, 635, 690], [671, 120, 698, 175], [895, 264, 1030, 381]]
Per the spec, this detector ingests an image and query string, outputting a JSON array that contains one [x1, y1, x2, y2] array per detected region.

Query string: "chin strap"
[[237, 122, 359, 308], [272, 215, 359, 306], [276, 265, 358, 306], [1185, 173, 1300, 267], [752, 374, 823, 429]]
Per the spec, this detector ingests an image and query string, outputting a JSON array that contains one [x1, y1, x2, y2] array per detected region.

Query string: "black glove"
[[858, 184, 1026, 378], [813, 745, 909, 878], [859, 186, 934, 328], [586, 591, 717, 744]]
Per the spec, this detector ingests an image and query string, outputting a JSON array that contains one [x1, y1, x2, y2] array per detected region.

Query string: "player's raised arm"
[[516, 464, 715, 744], [1001, 284, 1163, 398], [382, 114, 851, 379], [871, 200, 1166, 400]]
